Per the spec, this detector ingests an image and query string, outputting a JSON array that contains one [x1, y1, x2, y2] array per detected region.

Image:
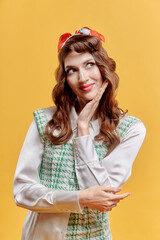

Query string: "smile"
[[79, 83, 94, 92]]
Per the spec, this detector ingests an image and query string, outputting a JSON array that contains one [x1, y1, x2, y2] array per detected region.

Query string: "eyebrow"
[[64, 58, 95, 70]]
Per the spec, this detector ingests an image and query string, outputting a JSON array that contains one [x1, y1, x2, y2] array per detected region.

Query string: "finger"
[[104, 202, 119, 212], [105, 202, 117, 208], [110, 203, 117, 208], [102, 81, 108, 90], [96, 82, 108, 100], [105, 207, 113, 212], [113, 188, 122, 193], [103, 186, 122, 193], [108, 200, 120, 205], [86, 81, 108, 112], [100, 81, 108, 95], [110, 192, 131, 200], [101, 203, 115, 212], [103, 200, 119, 208], [92, 81, 108, 104]]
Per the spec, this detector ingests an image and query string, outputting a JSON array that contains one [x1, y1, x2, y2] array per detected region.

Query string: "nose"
[[78, 68, 88, 82]]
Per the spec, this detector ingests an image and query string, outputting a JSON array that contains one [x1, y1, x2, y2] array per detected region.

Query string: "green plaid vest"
[[33, 107, 139, 240]]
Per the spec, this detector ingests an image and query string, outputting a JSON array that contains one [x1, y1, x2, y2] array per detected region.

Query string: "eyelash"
[[87, 62, 95, 67], [66, 62, 95, 74]]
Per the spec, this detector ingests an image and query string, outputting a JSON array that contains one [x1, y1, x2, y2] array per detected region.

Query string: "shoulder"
[[32, 106, 57, 142], [33, 106, 57, 121], [43, 106, 57, 120], [117, 114, 146, 140]]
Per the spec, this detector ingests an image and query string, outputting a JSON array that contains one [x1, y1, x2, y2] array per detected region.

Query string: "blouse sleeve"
[[13, 118, 82, 213], [73, 121, 146, 189]]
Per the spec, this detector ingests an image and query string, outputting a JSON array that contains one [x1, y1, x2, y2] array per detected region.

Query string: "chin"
[[77, 91, 98, 103]]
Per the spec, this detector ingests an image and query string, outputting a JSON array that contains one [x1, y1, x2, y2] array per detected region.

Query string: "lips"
[[79, 83, 94, 91]]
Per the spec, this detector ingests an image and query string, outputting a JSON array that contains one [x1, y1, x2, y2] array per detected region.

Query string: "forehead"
[[64, 51, 94, 67]]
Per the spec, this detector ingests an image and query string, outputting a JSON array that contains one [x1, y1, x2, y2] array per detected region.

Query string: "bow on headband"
[[58, 27, 105, 52]]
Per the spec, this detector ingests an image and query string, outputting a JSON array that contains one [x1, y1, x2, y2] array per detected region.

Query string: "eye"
[[66, 68, 76, 74], [86, 62, 95, 68]]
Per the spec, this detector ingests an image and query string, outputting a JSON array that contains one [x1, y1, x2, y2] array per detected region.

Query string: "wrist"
[[77, 122, 89, 136], [79, 190, 87, 208], [77, 128, 89, 137]]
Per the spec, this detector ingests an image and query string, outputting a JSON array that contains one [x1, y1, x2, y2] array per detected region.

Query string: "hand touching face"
[[76, 81, 108, 136]]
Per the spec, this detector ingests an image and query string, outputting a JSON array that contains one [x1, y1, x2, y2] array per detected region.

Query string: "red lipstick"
[[79, 83, 94, 92]]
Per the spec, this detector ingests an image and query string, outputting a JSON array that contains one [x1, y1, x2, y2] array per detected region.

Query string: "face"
[[64, 51, 103, 106]]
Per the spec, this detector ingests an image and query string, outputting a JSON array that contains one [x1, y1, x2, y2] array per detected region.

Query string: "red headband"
[[58, 27, 105, 52]]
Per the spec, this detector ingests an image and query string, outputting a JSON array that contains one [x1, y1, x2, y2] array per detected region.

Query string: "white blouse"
[[13, 106, 146, 240]]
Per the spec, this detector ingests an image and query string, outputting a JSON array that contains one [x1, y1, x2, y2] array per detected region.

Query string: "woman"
[[13, 27, 146, 240]]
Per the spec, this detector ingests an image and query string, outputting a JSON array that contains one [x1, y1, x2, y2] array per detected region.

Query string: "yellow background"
[[1, 0, 160, 239]]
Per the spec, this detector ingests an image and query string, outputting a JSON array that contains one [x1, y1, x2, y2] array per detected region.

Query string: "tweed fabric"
[[33, 108, 139, 240]]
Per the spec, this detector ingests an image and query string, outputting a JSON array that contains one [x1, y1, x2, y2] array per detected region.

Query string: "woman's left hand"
[[77, 81, 108, 136]]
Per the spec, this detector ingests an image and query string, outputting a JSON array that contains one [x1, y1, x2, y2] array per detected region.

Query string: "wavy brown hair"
[[45, 35, 127, 153]]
